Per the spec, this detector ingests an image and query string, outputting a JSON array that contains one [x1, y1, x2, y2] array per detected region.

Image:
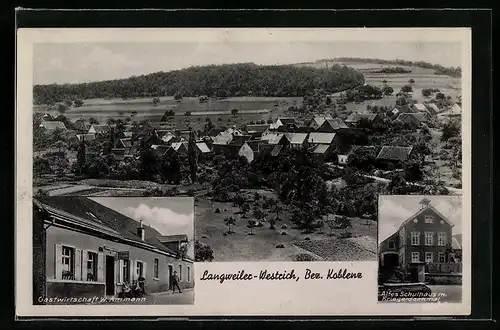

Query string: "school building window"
[[86, 251, 98, 281], [388, 240, 395, 249], [425, 252, 433, 263], [438, 232, 446, 246], [438, 252, 446, 263], [178, 265, 182, 281], [62, 246, 75, 279], [187, 266, 190, 282], [424, 215, 434, 223], [424, 232, 434, 246], [153, 258, 159, 279], [411, 252, 420, 263], [411, 232, 420, 245]]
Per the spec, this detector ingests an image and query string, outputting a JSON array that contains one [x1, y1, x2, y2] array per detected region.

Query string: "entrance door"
[[105, 256, 115, 296], [168, 265, 173, 290], [383, 254, 399, 270], [409, 266, 418, 283]]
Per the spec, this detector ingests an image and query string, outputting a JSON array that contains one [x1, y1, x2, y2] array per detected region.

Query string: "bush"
[[400, 85, 413, 93], [214, 208, 221, 213], [165, 187, 181, 196], [195, 241, 214, 262], [73, 99, 84, 107], [276, 244, 285, 248], [294, 254, 316, 261], [141, 187, 165, 197], [33, 156, 51, 175], [35, 189, 49, 197], [339, 231, 353, 239]]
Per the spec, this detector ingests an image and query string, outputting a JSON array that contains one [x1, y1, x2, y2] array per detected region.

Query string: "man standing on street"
[[172, 270, 182, 293]]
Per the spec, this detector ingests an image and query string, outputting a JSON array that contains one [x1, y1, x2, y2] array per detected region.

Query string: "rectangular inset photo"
[[378, 195, 462, 303], [32, 196, 195, 305]]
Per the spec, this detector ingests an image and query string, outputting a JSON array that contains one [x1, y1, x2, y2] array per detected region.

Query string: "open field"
[[297, 60, 439, 74], [364, 74, 461, 103], [35, 96, 302, 116], [333, 61, 437, 74], [35, 96, 303, 131], [312, 60, 461, 104], [194, 196, 377, 262]]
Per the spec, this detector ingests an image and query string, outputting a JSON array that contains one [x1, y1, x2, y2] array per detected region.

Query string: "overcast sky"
[[90, 197, 194, 258], [33, 41, 462, 85], [378, 195, 462, 242]]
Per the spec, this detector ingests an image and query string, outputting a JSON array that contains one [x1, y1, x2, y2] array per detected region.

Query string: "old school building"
[[379, 198, 462, 284], [33, 197, 194, 303]]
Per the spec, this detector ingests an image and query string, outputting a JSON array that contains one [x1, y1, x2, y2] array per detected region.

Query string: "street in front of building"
[[148, 290, 195, 305], [428, 285, 462, 303]]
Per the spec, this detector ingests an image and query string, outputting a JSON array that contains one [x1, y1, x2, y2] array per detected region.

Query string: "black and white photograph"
[[33, 196, 195, 305], [17, 27, 472, 317], [378, 195, 462, 303], [31, 39, 462, 263]]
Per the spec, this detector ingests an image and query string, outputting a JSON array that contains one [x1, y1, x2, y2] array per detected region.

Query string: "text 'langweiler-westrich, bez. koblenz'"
[[200, 269, 363, 283]]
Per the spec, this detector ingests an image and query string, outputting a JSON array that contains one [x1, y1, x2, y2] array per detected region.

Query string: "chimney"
[[419, 198, 431, 210], [137, 220, 145, 241]]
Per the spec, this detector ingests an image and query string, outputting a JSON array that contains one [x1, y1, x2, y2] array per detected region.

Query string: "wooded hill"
[[33, 63, 365, 105]]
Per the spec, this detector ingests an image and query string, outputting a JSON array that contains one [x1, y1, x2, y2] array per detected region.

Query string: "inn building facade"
[[33, 197, 194, 304]]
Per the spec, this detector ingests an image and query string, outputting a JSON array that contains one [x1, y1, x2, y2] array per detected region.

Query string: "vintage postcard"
[[16, 27, 471, 317]]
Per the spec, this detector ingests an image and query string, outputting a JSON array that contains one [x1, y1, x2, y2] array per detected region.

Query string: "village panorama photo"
[[33, 197, 195, 305], [32, 35, 463, 263]]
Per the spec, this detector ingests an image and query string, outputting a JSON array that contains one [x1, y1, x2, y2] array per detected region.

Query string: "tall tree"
[[187, 130, 198, 183], [247, 220, 256, 235], [224, 216, 236, 234], [204, 118, 215, 136], [76, 137, 86, 174], [241, 203, 250, 218], [253, 209, 266, 226], [174, 91, 183, 102], [440, 121, 460, 145], [235, 194, 246, 213]]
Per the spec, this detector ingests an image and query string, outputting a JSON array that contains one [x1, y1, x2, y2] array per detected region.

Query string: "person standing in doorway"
[[172, 270, 182, 293], [138, 275, 146, 295]]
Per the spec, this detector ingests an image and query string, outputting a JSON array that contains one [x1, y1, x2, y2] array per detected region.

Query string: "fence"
[[426, 262, 462, 274]]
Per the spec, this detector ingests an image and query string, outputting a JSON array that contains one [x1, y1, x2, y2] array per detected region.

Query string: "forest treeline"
[[33, 63, 365, 105]]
